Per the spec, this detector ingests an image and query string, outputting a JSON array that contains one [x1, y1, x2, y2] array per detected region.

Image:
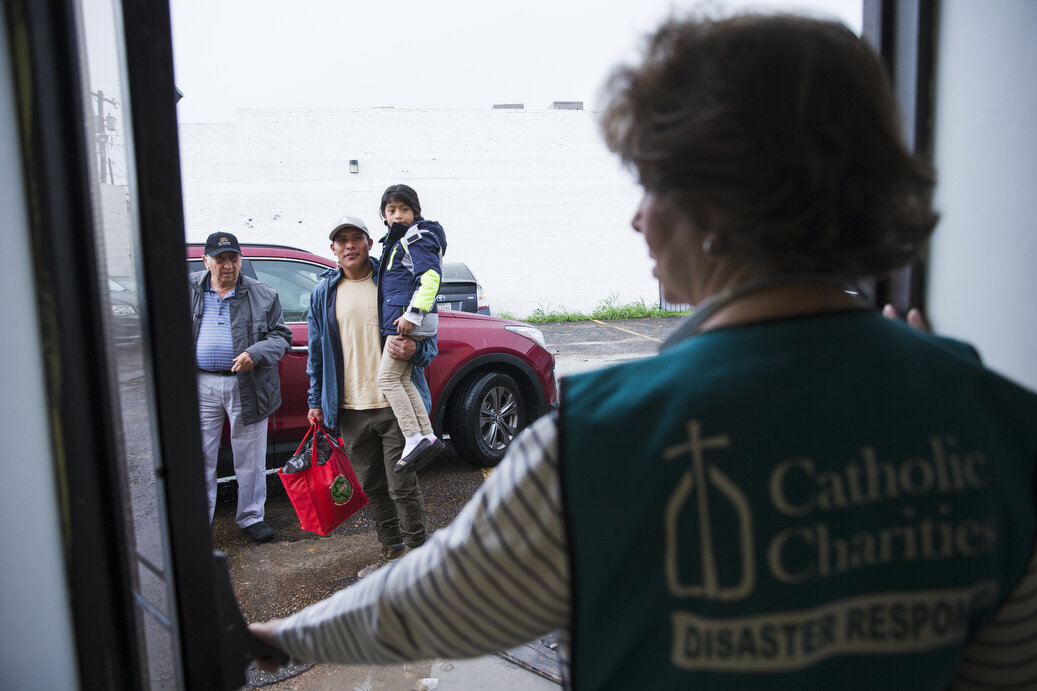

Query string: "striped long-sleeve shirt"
[[278, 413, 569, 664], [275, 412, 1037, 687]]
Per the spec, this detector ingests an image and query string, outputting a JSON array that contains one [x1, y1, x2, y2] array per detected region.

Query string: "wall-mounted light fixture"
[[349, 159, 359, 174]]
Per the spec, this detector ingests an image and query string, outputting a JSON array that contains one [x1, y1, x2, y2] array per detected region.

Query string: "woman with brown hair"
[[252, 14, 1037, 689]]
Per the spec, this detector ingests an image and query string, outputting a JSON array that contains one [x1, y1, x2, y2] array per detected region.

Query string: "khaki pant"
[[339, 406, 427, 548], [376, 341, 433, 437]]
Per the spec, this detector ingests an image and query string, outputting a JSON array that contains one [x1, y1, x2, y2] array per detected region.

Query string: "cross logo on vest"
[[664, 420, 754, 601]]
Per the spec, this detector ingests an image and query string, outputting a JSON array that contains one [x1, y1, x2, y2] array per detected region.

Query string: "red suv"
[[187, 244, 557, 471]]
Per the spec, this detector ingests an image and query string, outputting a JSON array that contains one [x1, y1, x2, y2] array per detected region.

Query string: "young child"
[[375, 184, 448, 472]]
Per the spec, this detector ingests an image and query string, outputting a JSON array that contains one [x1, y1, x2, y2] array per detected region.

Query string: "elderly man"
[[190, 232, 292, 543]]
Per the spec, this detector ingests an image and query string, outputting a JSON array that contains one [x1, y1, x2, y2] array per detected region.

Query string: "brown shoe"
[[357, 543, 409, 578]]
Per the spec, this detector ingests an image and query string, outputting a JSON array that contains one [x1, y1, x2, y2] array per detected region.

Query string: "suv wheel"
[[449, 371, 526, 467]]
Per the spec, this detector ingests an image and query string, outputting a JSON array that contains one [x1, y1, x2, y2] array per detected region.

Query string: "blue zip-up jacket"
[[307, 257, 438, 432], [377, 218, 447, 336]]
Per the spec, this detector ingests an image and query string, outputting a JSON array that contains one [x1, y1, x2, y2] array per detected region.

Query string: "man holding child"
[[306, 214, 433, 575]]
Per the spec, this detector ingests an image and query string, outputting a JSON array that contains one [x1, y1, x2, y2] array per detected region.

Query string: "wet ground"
[[538, 316, 675, 377], [213, 317, 682, 689]]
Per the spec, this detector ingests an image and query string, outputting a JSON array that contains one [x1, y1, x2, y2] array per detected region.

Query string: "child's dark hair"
[[380, 184, 422, 218]]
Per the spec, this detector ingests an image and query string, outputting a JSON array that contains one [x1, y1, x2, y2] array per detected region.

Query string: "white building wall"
[[928, 0, 1037, 391], [178, 107, 658, 318], [99, 183, 134, 276]]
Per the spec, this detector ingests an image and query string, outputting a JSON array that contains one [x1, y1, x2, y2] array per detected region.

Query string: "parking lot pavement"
[[537, 317, 684, 377]]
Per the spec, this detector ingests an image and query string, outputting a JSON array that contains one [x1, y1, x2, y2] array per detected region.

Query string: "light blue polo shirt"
[[196, 284, 236, 371]]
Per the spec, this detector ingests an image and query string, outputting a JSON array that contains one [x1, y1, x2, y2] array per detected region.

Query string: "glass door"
[[7, 0, 233, 686]]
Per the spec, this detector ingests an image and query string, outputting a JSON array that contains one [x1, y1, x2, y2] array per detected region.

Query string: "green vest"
[[560, 311, 1037, 690]]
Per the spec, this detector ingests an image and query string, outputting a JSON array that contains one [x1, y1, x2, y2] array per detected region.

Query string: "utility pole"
[[91, 90, 119, 183]]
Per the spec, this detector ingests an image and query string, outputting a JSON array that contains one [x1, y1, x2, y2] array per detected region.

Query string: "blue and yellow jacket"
[[377, 218, 447, 336]]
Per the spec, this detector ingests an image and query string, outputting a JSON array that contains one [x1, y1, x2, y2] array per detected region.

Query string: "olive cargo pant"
[[338, 406, 428, 548]]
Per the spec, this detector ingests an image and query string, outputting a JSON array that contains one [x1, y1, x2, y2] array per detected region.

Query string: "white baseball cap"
[[329, 215, 370, 240]]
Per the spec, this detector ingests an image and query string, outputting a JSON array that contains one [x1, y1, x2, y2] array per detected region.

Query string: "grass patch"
[[526, 304, 591, 323], [525, 295, 691, 323], [591, 294, 690, 320]]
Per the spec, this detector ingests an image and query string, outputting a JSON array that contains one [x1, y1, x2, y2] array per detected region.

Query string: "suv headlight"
[[505, 324, 547, 350]]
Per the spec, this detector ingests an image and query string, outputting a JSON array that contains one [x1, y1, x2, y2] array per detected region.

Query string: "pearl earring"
[[703, 236, 720, 261]]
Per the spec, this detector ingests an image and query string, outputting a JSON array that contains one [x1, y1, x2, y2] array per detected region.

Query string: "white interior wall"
[[0, 7, 80, 688], [928, 0, 1037, 392]]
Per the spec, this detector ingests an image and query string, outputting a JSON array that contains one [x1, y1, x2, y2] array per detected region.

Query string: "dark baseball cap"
[[204, 232, 242, 256], [329, 215, 371, 241]]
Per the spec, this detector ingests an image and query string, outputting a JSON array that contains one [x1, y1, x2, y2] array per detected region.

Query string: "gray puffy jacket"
[[190, 271, 293, 425]]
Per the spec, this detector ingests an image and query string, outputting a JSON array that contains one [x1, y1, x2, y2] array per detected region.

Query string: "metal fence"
[[659, 285, 691, 312]]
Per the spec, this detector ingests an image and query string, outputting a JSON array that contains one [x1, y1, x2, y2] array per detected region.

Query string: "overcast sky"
[[167, 0, 862, 123]]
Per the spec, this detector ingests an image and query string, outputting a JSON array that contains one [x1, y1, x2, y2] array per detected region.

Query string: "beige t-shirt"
[[335, 275, 389, 410]]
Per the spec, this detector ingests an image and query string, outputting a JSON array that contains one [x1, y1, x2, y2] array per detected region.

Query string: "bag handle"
[[290, 423, 316, 457], [316, 424, 346, 454], [311, 423, 321, 465]]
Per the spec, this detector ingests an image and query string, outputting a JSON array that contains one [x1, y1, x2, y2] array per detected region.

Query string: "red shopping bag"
[[279, 424, 368, 536]]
